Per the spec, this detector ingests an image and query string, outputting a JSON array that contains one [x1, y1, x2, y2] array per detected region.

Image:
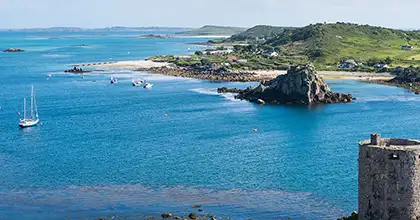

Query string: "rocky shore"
[[136, 66, 274, 82], [218, 64, 353, 105], [364, 66, 420, 94], [94, 207, 221, 220], [3, 48, 24, 52]]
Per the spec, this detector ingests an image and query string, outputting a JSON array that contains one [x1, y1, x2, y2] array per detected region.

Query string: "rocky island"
[[220, 64, 353, 105], [3, 48, 24, 52]]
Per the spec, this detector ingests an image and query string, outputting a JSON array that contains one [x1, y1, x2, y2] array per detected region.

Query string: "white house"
[[338, 59, 358, 69]]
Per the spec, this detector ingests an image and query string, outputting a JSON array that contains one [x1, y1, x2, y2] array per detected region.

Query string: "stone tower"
[[359, 134, 420, 220]]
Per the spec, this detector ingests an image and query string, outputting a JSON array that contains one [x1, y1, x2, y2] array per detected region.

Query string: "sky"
[[1, 0, 419, 29]]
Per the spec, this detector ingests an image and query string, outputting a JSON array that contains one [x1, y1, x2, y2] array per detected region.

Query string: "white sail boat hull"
[[19, 118, 39, 128]]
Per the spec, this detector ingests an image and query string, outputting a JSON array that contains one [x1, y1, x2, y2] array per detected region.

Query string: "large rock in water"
[[236, 64, 353, 105]]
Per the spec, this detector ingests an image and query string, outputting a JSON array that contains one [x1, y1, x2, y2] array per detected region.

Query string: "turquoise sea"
[[1, 30, 420, 220]]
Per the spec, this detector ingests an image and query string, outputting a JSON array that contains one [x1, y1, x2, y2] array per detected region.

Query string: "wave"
[[24, 37, 49, 40], [42, 54, 71, 58], [358, 95, 420, 103], [189, 88, 242, 102]]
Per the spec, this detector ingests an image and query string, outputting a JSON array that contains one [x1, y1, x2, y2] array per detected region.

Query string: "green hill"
[[261, 22, 420, 67], [224, 25, 294, 42], [177, 25, 247, 36]]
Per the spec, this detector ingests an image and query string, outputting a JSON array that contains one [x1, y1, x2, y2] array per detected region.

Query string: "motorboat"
[[110, 76, 118, 84], [143, 83, 153, 89]]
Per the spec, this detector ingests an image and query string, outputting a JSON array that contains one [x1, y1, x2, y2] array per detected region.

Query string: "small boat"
[[47, 73, 52, 77], [110, 76, 118, 84], [132, 79, 144, 87], [19, 85, 40, 128], [144, 83, 153, 89]]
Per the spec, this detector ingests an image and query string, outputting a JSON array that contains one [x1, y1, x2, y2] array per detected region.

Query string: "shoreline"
[[361, 79, 420, 94], [78, 60, 394, 82]]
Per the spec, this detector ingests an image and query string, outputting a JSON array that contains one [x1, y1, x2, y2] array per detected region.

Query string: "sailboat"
[[19, 85, 40, 128]]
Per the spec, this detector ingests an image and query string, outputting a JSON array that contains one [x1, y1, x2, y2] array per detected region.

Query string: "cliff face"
[[236, 64, 353, 105]]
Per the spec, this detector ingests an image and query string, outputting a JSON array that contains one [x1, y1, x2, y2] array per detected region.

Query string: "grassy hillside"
[[262, 23, 420, 67], [224, 25, 294, 42], [177, 25, 247, 36]]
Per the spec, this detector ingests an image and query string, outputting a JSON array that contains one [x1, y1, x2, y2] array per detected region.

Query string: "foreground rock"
[[4, 48, 24, 52], [235, 64, 353, 105]]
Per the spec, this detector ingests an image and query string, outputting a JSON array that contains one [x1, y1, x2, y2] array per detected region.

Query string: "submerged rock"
[[4, 48, 24, 52], [236, 64, 353, 105]]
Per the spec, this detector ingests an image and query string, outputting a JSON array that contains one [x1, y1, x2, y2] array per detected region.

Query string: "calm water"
[[1, 30, 420, 220]]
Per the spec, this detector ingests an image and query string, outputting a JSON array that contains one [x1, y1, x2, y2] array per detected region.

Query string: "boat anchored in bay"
[[19, 85, 40, 128]]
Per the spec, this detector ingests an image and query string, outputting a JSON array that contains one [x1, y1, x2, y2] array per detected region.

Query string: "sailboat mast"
[[30, 85, 34, 118], [23, 97, 26, 119], [34, 91, 38, 118]]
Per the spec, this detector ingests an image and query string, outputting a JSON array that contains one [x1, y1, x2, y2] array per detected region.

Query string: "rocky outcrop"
[[236, 64, 353, 105], [217, 87, 244, 93], [391, 66, 420, 83], [4, 48, 24, 52], [367, 66, 420, 95]]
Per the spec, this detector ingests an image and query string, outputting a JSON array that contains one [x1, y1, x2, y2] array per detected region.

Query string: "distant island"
[[4, 26, 191, 32], [176, 25, 247, 36], [137, 34, 174, 39]]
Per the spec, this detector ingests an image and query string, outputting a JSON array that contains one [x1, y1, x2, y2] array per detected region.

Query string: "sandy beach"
[[251, 69, 393, 81], [76, 60, 394, 81], [74, 60, 172, 69]]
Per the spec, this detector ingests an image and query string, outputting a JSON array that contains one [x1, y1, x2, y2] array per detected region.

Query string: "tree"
[[233, 45, 242, 52], [385, 57, 393, 65], [194, 51, 203, 56]]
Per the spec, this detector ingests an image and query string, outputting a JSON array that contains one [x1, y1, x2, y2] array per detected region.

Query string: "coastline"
[[361, 79, 420, 94], [84, 60, 394, 82]]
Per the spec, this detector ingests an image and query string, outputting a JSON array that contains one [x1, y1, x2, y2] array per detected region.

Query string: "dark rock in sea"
[[188, 212, 198, 220], [236, 64, 353, 105], [4, 48, 24, 52], [217, 87, 243, 93], [161, 213, 173, 218]]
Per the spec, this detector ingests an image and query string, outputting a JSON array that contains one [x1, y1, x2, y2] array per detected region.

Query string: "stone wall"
[[359, 137, 420, 220]]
